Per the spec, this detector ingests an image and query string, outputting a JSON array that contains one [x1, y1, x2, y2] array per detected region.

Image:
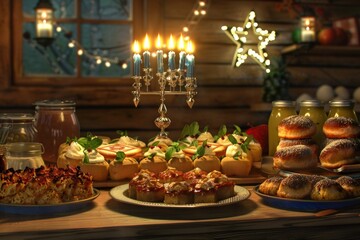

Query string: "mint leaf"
[[228, 134, 238, 145], [241, 135, 253, 152], [214, 125, 227, 141], [116, 130, 128, 137], [115, 151, 126, 162], [83, 151, 90, 164], [233, 125, 242, 135], [165, 147, 175, 161]]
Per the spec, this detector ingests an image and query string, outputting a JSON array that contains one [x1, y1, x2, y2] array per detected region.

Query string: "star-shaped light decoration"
[[221, 10, 276, 73]]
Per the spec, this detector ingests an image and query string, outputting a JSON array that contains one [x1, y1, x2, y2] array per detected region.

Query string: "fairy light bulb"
[[68, 41, 75, 48], [200, 10, 206, 15], [96, 58, 102, 64], [183, 26, 189, 32], [105, 61, 111, 67], [56, 26, 62, 32], [199, 1, 205, 7], [77, 49, 83, 55], [122, 62, 128, 69], [194, 10, 199, 15]]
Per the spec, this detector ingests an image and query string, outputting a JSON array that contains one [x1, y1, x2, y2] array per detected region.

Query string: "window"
[[14, 0, 143, 85]]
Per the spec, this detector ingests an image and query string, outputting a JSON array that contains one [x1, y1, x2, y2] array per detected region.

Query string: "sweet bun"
[[258, 176, 284, 196], [323, 117, 360, 139], [193, 155, 221, 173], [220, 156, 252, 177], [168, 156, 194, 172], [277, 174, 312, 199], [273, 145, 318, 170], [278, 115, 316, 139], [336, 176, 360, 197], [139, 156, 168, 174], [78, 161, 109, 181], [277, 138, 319, 156], [319, 139, 359, 169], [109, 157, 139, 181], [57, 152, 82, 168], [310, 179, 347, 200], [305, 175, 326, 187]]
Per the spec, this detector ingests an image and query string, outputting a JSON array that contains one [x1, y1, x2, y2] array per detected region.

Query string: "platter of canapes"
[[56, 122, 268, 187], [109, 169, 250, 208]]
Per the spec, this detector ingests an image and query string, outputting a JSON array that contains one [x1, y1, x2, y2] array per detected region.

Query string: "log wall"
[[0, 0, 360, 141]]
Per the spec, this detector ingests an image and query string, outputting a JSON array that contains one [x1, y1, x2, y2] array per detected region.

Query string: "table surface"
[[1, 186, 360, 240]]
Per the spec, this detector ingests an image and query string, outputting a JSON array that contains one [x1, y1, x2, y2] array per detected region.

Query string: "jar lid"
[[329, 99, 355, 107], [272, 100, 296, 107], [0, 113, 34, 122], [300, 99, 323, 107], [6, 142, 44, 156], [33, 99, 76, 107]]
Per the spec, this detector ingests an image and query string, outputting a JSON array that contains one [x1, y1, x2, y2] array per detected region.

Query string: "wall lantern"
[[34, 0, 55, 47], [300, 10, 316, 43]]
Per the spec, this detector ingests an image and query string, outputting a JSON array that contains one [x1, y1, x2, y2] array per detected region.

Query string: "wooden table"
[[1, 186, 360, 240]]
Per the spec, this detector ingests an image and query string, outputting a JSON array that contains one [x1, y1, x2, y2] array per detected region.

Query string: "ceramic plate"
[[0, 189, 100, 215], [110, 184, 250, 208], [254, 185, 360, 212]]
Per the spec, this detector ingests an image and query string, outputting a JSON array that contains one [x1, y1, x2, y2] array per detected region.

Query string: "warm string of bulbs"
[[41, 0, 209, 70]]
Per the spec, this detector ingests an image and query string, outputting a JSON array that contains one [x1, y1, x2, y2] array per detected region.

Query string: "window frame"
[[12, 0, 145, 87]]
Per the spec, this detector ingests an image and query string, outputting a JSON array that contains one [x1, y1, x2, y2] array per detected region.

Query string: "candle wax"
[[168, 51, 175, 70], [143, 51, 150, 68], [133, 53, 141, 76], [186, 54, 195, 78], [156, 50, 164, 73], [179, 51, 186, 70]]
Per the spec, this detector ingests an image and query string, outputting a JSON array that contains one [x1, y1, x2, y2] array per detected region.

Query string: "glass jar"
[[0, 113, 37, 143], [268, 100, 297, 156], [34, 100, 80, 165], [5, 142, 45, 170], [299, 100, 327, 148], [328, 100, 358, 122]]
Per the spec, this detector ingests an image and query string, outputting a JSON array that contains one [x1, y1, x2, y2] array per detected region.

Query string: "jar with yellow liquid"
[[328, 100, 358, 122], [268, 100, 296, 156], [299, 100, 327, 148]]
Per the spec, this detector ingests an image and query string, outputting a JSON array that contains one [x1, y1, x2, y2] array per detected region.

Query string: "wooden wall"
[[0, 0, 360, 142]]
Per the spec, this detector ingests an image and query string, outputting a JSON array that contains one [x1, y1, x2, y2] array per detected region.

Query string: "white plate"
[[0, 189, 100, 215], [110, 184, 250, 208]]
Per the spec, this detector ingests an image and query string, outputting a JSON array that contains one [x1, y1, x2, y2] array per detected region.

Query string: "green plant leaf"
[[165, 146, 175, 161], [115, 151, 126, 162], [228, 134, 238, 145]]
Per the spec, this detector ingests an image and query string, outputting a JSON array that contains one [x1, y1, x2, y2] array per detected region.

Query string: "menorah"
[[132, 35, 197, 137]]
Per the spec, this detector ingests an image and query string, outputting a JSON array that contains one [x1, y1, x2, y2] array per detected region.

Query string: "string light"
[[222, 10, 276, 73], [54, 24, 128, 69], [180, 0, 210, 38]]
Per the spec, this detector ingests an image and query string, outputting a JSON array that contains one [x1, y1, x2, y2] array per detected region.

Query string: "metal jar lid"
[[272, 100, 296, 107], [300, 99, 323, 107], [329, 99, 355, 107], [6, 142, 44, 157], [33, 99, 76, 107], [0, 113, 35, 123]]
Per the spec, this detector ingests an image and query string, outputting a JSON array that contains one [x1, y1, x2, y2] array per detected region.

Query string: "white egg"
[[335, 86, 350, 100], [316, 84, 334, 103], [353, 87, 360, 103]]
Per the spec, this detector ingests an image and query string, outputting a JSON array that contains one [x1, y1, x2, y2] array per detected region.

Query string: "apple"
[[333, 27, 349, 45], [318, 27, 337, 45]]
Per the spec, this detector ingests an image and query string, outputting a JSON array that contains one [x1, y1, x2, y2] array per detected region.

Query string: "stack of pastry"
[[319, 117, 360, 169], [258, 173, 360, 200], [273, 115, 319, 171]]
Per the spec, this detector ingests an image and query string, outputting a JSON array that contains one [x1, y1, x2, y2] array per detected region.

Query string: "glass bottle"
[[268, 100, 297, 156], [5, 142, 45, 170], [34, 100, 80, 165], [328, 100, 358, 122], [299, 100, 327, 148]]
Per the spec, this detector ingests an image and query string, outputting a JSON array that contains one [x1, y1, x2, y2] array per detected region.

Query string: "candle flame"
[[186, 40, 194, 53], [156, 34, 162, 49], [178, 34, 185, 50], [133, 40, 141, 53], [144, 34, 150, 50], [168, 34, 175, 50]]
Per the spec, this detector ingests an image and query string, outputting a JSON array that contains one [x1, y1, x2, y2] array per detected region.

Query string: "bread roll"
[[278, 115, 316, 139], [310, 179, 347, 200], [109, 157, 139, 181], [273, 145, 318, 170], [78, 160, 109, 181], [139, 156, 168, 174], [323, 117, 360, 139], [277, 174, 312, 199], [193, 155, 221, 173]]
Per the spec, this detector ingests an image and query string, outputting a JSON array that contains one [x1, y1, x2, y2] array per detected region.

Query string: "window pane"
[[81, 0, 132, 20], [81, 24, 131, 77], [23, 22, 77, 76], [23, 0, 76, 19]]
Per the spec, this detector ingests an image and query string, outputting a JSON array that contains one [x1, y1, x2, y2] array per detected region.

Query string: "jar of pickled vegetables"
[[299, 100, 327, 148], [268, 100, 296, 156], [328, 100, 358, 122]]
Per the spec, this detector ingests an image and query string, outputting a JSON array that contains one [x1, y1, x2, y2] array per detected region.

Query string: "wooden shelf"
[[281, 44, 360, 56]]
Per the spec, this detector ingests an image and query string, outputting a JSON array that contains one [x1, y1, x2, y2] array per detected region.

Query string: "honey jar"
[[299, 100, 327, 148], [328, 100, 358, 122], [268, 100, 296, 156]]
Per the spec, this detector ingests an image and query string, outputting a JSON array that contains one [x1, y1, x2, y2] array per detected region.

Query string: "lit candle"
[[168, 34, 176, 70], [143, 34, 151, 68], [178, 34, 186, 71], [156, 34, 164, 73], [301, 17, 316, 42], [185, 40, 195, 78], [37, 20, 53, 38], [133, 40, 141, 76]]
